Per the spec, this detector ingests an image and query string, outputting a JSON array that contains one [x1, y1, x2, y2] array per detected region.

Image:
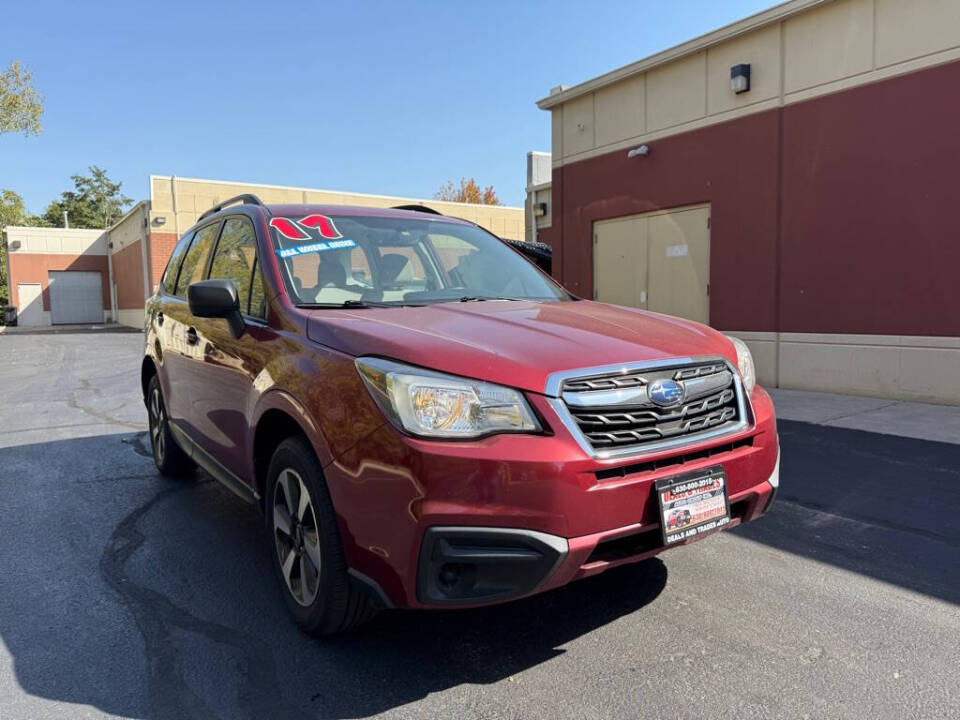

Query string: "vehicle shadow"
[[732, 420, 960, 606], [3, 421, 956, 718], [0, 432, 669, 719]]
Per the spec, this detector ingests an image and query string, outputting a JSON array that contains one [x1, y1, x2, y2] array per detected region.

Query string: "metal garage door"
[[594, 204, 710, 324], [49, 271, 104, 325]]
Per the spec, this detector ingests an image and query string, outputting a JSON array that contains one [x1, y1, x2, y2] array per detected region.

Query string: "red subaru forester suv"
[[142, 195, 779, 636]]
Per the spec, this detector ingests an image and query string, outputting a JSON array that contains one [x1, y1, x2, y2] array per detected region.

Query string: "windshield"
[[269, 213, 569, 307]]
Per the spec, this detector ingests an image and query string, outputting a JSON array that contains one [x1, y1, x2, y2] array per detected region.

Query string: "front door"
[[647, 206, 710, 324], [159, 220, 222, 436], [185, 215, 271, 482], [593, 215, 649, 309], [17, 283, 43, 325]]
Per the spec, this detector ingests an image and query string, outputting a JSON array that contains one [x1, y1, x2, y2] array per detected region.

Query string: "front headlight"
[[725, 336, 756, 394], [355, 357, 541, 439]]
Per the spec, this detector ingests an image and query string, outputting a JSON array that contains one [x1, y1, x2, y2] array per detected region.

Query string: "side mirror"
[[188, 279, 245, 337]]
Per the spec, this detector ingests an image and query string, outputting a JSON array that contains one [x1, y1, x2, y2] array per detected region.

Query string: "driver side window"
[[175, 222, 221, 298], [207, 217, 266, 319]]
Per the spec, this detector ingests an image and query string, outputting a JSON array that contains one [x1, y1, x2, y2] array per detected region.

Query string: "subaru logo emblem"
[[648, 379, 684, 407]]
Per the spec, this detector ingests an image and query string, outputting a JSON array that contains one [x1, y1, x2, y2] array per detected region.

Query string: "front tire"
[[266, 436, 376, 636], [146, 374, 194, 478]]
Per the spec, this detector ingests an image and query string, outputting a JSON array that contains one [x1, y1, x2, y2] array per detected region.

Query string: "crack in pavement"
[[776, 497, 960, 547], [819, 401, 901, 424], [100, 486, 310, 720], [67, 378, 147, 431]]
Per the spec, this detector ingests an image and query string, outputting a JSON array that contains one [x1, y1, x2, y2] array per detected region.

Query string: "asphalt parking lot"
[[0, 333, 957, 720]]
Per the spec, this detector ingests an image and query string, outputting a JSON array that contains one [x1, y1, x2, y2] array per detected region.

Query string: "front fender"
[[248, 387, 334, 469]]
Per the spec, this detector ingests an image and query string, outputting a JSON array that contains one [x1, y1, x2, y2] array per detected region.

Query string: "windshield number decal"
[[270, 215, 343, 241]]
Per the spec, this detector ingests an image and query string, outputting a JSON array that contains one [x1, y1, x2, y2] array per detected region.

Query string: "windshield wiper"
[[455, 296, 524, 303], [296, 299, 422, 309], [341, 299, 399, 308]]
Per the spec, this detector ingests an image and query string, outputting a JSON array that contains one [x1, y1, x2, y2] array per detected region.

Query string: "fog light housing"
[[418, 528, 568, 605]]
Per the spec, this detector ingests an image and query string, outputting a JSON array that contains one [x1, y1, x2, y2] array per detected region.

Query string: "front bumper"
[[414, 459, 777, 606], [327, 387, 779, 609]]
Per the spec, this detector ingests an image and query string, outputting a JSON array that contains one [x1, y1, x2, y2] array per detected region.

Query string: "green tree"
[[0, 190, 47, 306], [43, 166, 133, 229], [435, 178, 500, 205], [0, 61, 43, 136]]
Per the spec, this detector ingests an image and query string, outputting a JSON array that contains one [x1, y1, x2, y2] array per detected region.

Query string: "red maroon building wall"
[[551, 59, 960, 337], [7, 253, 110, 311], [112, 241, 145, 310], [552, 110, 780, 332], [149, 232, 179, 292], [779, 60, 960, 336]]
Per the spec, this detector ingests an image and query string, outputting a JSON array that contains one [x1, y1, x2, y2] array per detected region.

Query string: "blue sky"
[[3, 0, 776, 213]]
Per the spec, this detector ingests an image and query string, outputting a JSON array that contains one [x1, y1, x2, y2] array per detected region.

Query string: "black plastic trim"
[[168, 422, 259, 504], [417, 526, 567, 606], [347, 568, 395, 609], [198, 194, 266, 222], [391, 204, 442, 215]]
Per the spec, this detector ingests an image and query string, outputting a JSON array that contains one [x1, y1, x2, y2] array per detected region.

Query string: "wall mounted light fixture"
[[153, 216, 167, 226], [731, 64, 751, 94], [627, 145, 649, 158]]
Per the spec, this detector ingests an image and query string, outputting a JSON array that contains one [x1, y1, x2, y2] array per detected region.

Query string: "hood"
[[305, 300, 736, 396]]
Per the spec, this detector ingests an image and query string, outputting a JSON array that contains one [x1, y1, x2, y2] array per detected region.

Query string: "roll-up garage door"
[[49, 271, 104, 324]]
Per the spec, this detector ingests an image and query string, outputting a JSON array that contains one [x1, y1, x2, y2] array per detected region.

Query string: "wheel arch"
[[250, 391, 334, 503], [141, 356, 158, 404]]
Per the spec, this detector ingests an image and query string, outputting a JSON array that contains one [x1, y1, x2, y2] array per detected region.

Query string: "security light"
[[627, 145, 649, 158], [731, 64, 751, 94]]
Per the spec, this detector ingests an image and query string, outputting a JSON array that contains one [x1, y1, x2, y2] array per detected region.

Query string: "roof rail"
[[198, 194, 266, 222], [391, 204, 443, 215]]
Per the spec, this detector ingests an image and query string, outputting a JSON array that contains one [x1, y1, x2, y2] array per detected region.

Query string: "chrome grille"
[[559, 360, 744, 453], [562, 374, 647, 392]]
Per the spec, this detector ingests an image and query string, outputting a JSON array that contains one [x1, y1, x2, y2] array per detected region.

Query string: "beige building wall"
[[540, 0, 960, 167], [108, 202, 147, 255], [6, 226, 106, 256], [105, 203, 151, 329], [525, 184, 552, 243], [722, 332, 960, 406], [149, 176, 525, 242]]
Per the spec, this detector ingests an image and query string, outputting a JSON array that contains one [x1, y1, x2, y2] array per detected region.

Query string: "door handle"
[[156, 311, 164, 327], [185, 327, 199, 346]]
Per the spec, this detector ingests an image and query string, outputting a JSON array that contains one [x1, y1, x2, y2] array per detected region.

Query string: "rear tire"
[[146, 374, 195, 478], [266, 436, 377, 636]]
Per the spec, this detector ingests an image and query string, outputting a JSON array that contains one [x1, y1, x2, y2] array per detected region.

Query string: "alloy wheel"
[[273, 468, 322, 606], [149, 385, 166, 463]]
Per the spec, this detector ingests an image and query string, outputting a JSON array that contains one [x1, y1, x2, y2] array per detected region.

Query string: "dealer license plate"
[[655, 466, 730, 546]]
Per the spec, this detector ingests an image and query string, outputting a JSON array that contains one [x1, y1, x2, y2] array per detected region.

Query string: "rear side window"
[[208, 217, 263, 317], [175, 222, 220, 297], [161, 232, 194, 295]]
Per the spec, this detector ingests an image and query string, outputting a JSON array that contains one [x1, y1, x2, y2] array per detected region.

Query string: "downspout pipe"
[[106, 232, 117, 323]]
